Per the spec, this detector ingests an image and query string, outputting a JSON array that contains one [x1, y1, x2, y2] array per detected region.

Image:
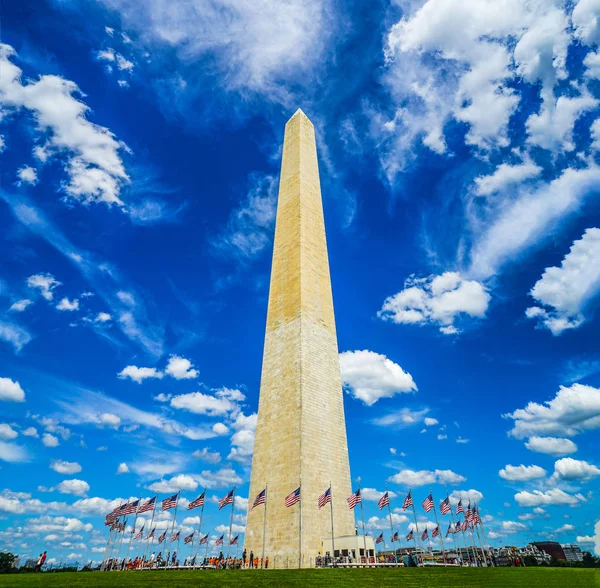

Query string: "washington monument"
[[245, 109, 355, 567]]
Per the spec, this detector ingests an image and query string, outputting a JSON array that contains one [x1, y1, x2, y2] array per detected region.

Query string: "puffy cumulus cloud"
[[378, 272, 490, 335], [505, 383, 600, 439], [0, 43, 129, 206], [555, 523, 576, 534], [474, 160, 542, 197], [0, 377, 25, 402], [212, 423, 229, 435], [0, 441, 29, 463], [50, 460, 82, 475], [118, 365, 164, 383], [449, 489, 483, 505], [165, 355, 198, 380], [148, 474, 198, 493], [424, 418, 438, 426], [70, 497, 124, 516], [227, 429, 254, 464], [525, 436, 578, 456], [514, 488, 586, 507], [366, 513, 409, 530], [42, 433, 59, 448], [56, 297, 79, 312], [212, 173, 277, 261], [16, 165, 38, 185], [526, 228, 600, 335], [117, 462, 130, 474], [98, 413, 121, 428], [552, 458, 600, 482], [27, 273, 61, 301], [339, 350, 417, 406], [56, 479, 90, 497], [198, 468, 242, 490], [27, 515, 93, 534], [22, 427, 38, 437], [499, 464, 547, 482], [170, 388, 243, 417], [192, 448, 221, 464], [9, 299, 33, 313], [361, 488, 397, 502], [500, 521, 528, 534], [0, 424, 18, 440], [215, 523, 245, 535], [389, 468, 466, 487]]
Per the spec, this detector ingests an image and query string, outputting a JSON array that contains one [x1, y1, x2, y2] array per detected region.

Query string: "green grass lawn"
[[0, 568, 598, 588]]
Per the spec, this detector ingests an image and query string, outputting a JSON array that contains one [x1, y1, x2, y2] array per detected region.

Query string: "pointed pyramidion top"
[[288, 108, 312, 125]]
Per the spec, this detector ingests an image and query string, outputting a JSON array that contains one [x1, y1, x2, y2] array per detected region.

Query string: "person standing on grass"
[[243, 548, 247, 567], [265, 556, 269, 569], [249, 550, 254, 568], [35, 554, 42, 572]]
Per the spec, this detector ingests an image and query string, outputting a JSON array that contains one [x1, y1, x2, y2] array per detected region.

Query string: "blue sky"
[[1, 0, 600, 566]]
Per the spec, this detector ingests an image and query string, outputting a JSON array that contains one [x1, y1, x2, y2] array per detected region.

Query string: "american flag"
[[134, 525, 144, 540], [421, 529, 428, 541], [473, 504, 481, 525], [252, 488, 267, 509], [406, 530, 414, 542], [422, 494, 434, 513], [170, 531, 180, 542], [138, 496, 156, 514], [431, 525, 440, 538], [184, 533, 194, 545], [230, 535, 239, 546], [188, 491, 206, 511], [123, 500, 139, 515], [456, 499, 464, 515], [199, 534, 209, 545], [318, 487, 331, 509], [461, 520, 468, 532], [158, 530, 167, 544], [446, 523, 452, 538], [162, 493, 178, 511], [146, 528, 155, 540], [391, 532, 399, 542], [218, 489, 235, 510], [347, 489, 361, 509], [115, 503, 128, 516], [285, 487, 301, 507], [465, 502, 473, 522], [375, 532, 384, 544], [453, 522, 461, 535], [402, 490, 413, 510], [215, 535, 224, 546], [378, 491, 389, 510], [104, 515, 116, 526], [439, 497, 451, 515]]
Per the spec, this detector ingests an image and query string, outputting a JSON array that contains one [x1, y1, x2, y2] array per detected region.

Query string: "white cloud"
[[339, 349, 417, 406], [55, 479, 90, 497], [456, 437, 469, 444], [27, 515, 92, 534], [526, 228, 600, 335], [573, 0, 600, 45], [378, 272, 490, 334], [0, 320, 32, 353], [27, 273, 61, 301], [552, 458, 600, 482], [117, 462, 130, 474], [555, 523, 576, 534], [9, 299, 33, 312], [56, 297, 79, 312], [42, 433, 59, 448], [95, 312, 112, 323], [16, 165, 38, 185], [22, 427, 38, 437], [449, 489, 483, 505], [50, 460, 82, 475], [118, 365, 163, 383], [153, 393, 171, 403], [361, 488, 397, 502], [514, 488, 586, 507], [98, 413, 121, 428], [437, 434, 447, 440], [424, 418, 438, 426], [474, 160, 542, 197], [192, 448, 221, 465], [0, 43, 129, 206], [389, 468, 466, 487], [212, 423, 229, 435], [505, 383, 600, 438], [0, 377, 25, 402], [366, 513, 409, 530], [197, 468, 242, 489], [525, 436, 578, 456], [165, 355, 198, 380], [148, 474, 198, 493], [0, 424, 18, 440], [170, 390, 239, 417], [0, 441, 29, 463], [372, 407, 430, 428], [499, 464, 547, 482], [500, 520, 528, 534]]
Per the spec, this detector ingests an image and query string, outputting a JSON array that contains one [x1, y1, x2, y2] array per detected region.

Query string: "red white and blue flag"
[[188, 491, 206, 511], [402, 491, 413, 511], [375, 532, 384, 544], [139, 497, 156, 514], [406, 530, 414, 542], [465, 503, 474, 523], [170, 531, 180, 542], [252, 488, 267, 509], [184, 533, 194, 545], [199, 534, 209, 545], [215, 535, 224, 546], [456, 499, 464, 515], [453, 522, 461, 535], [162, 493, 178, 511], [146, 528, 155, 540], [158, 531, 167, 544], [218, 489, 235, 510], [461, 520, 468, 532], [439, 497, 451, 515], [422, 494, 434, 513], [123, 500, 139, 515], [230, 535, 239, 546], [421, 529, 429, 541], [347, 489, 361, 509], [391, 532, 399, 542], [446, 523, 452, 538], [378, 492, 389, 510], [285, 487, 301, 507], [431, 526, 440, 538], [318, 487, 331, 509], [134, 525, 144, 540]]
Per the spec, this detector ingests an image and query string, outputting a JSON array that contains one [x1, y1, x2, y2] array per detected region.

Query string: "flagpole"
[[101, 525, 114, 570], [448, 496, 462, 562], [204, 533, 210, 562], [166, 491, 180, 567], [474, 522, 487, 565], [193, 490, 206, 565], [177, 529, 181, 565], [125, 495, 141, 564], [477, 507, 492, 565], [431, 491, 447, 565], [359, 486, 367, 564], [226, 485, 236, 564], [261, 484, 268, 568], [116, 516, 127, 567], [409, 491, 421, 554], [385, 485, 397, 564], [329, 483, 336, 566], [143, 497, 157, 565], [298, 478, 302, 569]]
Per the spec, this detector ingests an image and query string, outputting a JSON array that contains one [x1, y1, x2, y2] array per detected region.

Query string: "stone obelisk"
[[244, 109, 355, 567]]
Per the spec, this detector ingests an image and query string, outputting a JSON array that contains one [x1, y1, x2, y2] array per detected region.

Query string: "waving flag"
[[446, 523, 452, 538], [439, 497, 451, 515], [285, 487, 301, 507], [218, 489, 235, 510], [406, 530, 414, 542], [318, 487, 331, 509], [375, 532, 384, 544], [378, 492, 389, 510], [465, 502, 474, 522], [158, 531, 167, 544], [134, 524, 145, 540], [391, 532, 399, 542], [188, 491, 206, 511], [456, 499, 464, 515], [252, 488, 267, 509], [123, 500, 139, 515], [454, 522, 461, 535], [461, 520, 468, 532], [139, 496, 156, 514], [230, 535, 239, 546], [422, 494, 434, 513], [402, 490, 413, 511], [431, 525, 440, 538], [215, 535, 224, 546], [199, 534, 209, 545], [184, 533, 194, 545], [347, 489, 361, 509], [421, 528, 429, 541], [170, 531, 180, 542], [146, 528, 156, 540], [162, 493, 178, 511], [473, 504, 482, 525]]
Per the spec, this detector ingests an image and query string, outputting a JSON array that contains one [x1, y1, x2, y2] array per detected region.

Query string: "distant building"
[[562, 544, 583, 563], [531, 541, 566, 561], [522, 543, 551, 565]]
